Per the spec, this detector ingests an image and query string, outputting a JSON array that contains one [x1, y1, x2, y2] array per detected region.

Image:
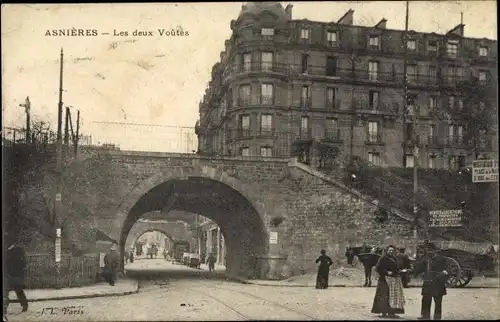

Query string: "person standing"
[[4, 242, 29, 314], [163, 248, 168, 260], [206, 253, 216, 272], [414, 243, 449, 320], [103, 244, 120, 286], [129, 249, 134, 263], [315, 249, 333, 289], [371, 245, 406, 318]]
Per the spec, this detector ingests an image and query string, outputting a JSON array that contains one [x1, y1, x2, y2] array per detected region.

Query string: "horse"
[[345, 246, 383, 287], [345, 245, 412, 287]]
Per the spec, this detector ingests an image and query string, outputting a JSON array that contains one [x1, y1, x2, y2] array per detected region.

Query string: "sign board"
[[55, 238, 61, 263], [472, 159, 499, 183], [269, 232, 278, 244], [429, 209, 463, 228], [100, 253, 105, 268]]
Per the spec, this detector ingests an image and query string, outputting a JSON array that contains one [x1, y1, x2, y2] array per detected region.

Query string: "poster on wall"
[[269, 232, 278, 244]]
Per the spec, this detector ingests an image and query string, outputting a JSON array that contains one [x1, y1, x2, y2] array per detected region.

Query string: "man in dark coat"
[[4, 242, 29, 314], [414, 243, 449, 320], [103, 244, 120, 286]]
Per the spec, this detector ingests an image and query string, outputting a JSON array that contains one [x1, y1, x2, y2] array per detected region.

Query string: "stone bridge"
[[124, 218, 197, 252], [87, 150, 418, 279]]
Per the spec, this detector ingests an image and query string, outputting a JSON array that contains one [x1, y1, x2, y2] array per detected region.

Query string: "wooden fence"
[[24, 253, 100, 289]]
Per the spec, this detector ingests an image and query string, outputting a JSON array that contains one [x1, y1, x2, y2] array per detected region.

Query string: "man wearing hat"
[[3, 233, 29, 317], [103, 243, 120, 286], [413, 242, 449, 320]]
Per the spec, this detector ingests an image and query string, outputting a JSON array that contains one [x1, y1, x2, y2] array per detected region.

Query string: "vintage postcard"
[[2, 2, 498, 321]]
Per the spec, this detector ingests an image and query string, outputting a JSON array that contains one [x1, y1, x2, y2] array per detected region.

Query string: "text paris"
[[158, 29, 189, 36]]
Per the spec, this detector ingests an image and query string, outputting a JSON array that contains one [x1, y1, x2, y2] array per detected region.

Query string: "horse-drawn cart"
[[414, 241, 497, 288], [346, 241, 498, 288]]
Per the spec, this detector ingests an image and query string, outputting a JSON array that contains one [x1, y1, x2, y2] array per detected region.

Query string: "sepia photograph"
[[2, 1, 499, 321]]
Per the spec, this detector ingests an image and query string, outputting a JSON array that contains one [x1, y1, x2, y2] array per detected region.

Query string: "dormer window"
[[300, 28, 310, 40], [427, 40, 438, 52], [261, 28, 274, 36], [369, 35, 380, 48], [479, 46, 488, 57], [407, 39, 416, 50]]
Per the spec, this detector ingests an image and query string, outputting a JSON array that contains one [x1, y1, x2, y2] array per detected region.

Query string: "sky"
[[1, 1, 497, 152]]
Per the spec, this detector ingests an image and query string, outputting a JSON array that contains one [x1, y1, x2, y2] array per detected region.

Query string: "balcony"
[[424, 135, 440, 147], [237, 128, 252, 139], [258, 127, 275, 137], [326, 99, 342, 110], [260, 95, 274, 106], [440, 75, 469, 87], [237, 97, 251, 107], [444, 136, 468, 147], [354, 102, 399, 115], [297, 128, 312, 141], [366, 132, 384, 145], [300, 98, 312, 109], [322, 129, 342, 142]]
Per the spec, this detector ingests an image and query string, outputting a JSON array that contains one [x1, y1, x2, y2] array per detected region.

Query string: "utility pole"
[[54, 48, 64, 284], [75, 110, 80, 157], [19, 96, 31, 143], [64, 106, 70, 152]]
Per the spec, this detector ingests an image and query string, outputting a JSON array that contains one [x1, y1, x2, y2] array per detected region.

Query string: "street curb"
[[9, 282, 139, 303], [233, 278, 499, 289]]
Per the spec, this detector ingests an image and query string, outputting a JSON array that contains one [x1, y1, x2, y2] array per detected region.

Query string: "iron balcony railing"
[[300, 98, 312, 109], [366, 132, 384, 144], [297, 127, 312, 140], [237, 97, 251, 107], [445, 136, 468, 147], [260, 95, 274, 106], [425, 135, 440, 147], [323, 129, 342, 142], [258, 127, 275, 137]]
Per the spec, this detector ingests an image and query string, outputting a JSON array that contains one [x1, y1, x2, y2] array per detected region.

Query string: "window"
[[301, 54, 309, 73], [327, 31, 338, 46], [326, 56, 337, 76], [260, 114, 272, 133], [368, 152, 381, 165], [369, 91, 379, 110], [428, 155, 436, 168], [242, 53, 251, 71], [457, 125, 464, 142], [458, 156, 466, 169], [300, 116, 309, 138], [261, 28, 274, 36], [240, 147, 250, 157], [429, 66, 437, 82], [479, 71, 487, 83], [407, 39, 416, 50], [446, 40, 459, 58], [479, 46, 488, 57], [449, 156, 457, 169], [368, 61, 378, 80], [326, 88, 336, 108], [429, 96, 436, 112], [448, 96, 455, 109], [239, 115, 250, 130], [458, 99, 464, 111], [301, 86, 310, 107], [326, 117, 338, 130], [368, 121, 379, 142], [448, 124, 455, 142], [261, 83, 273, 105], [405, 123, 414, 141], [405, 155, 415, 168], [261, 52, 273, 71], [369, 35, 379, 47], [407, 94, 416, 115], [260, 147, 273, 157], [300, 28, 310, 40], [407, 65, 417, 82], [238, 85, 251, 106], [429, 125, 436, 140], [428, 40, 438, 52]]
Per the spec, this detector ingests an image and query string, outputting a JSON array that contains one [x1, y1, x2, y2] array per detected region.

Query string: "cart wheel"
[[444, 257, 462, 288], [455, 270, 473, 288]]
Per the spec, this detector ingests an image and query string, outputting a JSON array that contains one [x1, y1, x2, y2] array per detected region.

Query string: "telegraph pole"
[[75, 110, 80, 157], [54, 48, 64, 283], [19, 97, 31, 143]]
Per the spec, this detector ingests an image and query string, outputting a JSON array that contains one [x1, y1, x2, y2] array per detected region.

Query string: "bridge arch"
[[114, 165, 271, 278], [124, 222, 196, 252]]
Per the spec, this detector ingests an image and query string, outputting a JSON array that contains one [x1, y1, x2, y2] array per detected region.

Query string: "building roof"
[[237, 2, 289, 22]]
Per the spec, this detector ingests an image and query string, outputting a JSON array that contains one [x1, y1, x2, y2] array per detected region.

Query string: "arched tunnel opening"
[[119, 177, 269, 280], [125, 228, 176, 260]]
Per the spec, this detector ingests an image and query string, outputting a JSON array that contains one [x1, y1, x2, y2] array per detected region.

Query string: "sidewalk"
[[235, 275, 499, 289], [8, 278, 138, 302]]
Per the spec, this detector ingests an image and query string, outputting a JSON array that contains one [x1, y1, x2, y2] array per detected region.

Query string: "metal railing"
[[322, 129, 342, 142], [2, 126, 92, 148], [300, 98, 312, 109], [24, 253, 99, 289], [366, 132, 384, 144]]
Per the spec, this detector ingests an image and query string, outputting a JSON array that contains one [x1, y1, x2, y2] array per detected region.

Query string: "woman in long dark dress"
[[315, 249, 333, 289], [371, 245, 406, 318]]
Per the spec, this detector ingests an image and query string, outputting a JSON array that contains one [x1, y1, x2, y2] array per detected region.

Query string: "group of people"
[[315, 241, 449, 320]]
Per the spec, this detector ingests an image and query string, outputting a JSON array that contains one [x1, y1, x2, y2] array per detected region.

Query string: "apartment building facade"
[[195, 2, 498, 169]]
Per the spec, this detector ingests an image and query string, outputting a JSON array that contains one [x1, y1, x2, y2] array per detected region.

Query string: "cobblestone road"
[[6, 259, 500, 321]]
